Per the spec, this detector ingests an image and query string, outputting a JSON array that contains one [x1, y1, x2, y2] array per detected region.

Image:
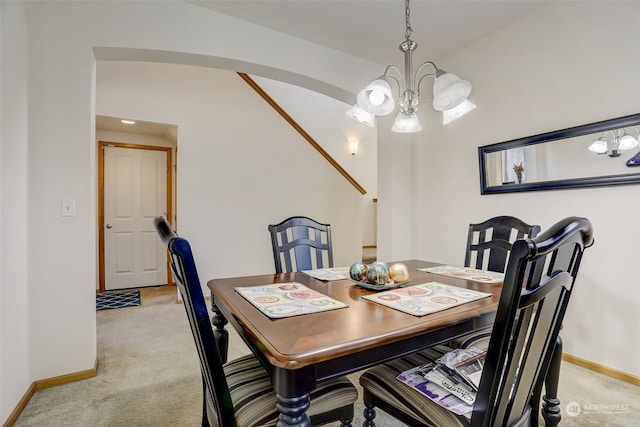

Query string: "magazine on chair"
[[396, 347, 486, 417]]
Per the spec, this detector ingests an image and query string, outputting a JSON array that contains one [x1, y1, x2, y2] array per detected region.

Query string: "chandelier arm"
[[383, 64, 402, 77], [386, 76, 402, 100], [383, 65, 404, 96], [415, 73, 436, 97], [414, 61, 439, 78], [412, 61, 438, 98], [603, 130, 615, 140]]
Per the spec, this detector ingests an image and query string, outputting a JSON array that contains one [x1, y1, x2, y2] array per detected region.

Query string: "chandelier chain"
[[405, 0, 413, 40], [348, 0, 475, 132]]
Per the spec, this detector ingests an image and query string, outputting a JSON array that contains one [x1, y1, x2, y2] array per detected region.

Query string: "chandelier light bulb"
[[356, 77, 395, 115], [369, 90, 385, 106]]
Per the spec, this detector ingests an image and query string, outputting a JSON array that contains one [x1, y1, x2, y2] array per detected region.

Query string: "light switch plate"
[[61, 198, 75, 217]]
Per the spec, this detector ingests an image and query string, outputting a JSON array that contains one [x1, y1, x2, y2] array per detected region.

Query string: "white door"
[[104, 146, 168, 290]]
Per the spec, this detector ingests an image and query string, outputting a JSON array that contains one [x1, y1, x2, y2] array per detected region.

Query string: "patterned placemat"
[[235, 282, 348, 319], [362, 282, 491, 317], [418, 265, 504, 284], [302, 267, 349, 281], [96, 290, 141, 311]]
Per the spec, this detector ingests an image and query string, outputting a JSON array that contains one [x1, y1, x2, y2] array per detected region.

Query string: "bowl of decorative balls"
[[349, 261, 410, 291]]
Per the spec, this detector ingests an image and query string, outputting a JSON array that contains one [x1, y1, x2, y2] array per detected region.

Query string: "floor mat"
[[96, 290, 141, 311]]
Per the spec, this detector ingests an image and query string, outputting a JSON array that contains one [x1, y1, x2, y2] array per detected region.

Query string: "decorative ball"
[[349, 262, 368, 281], [367, 263, 389, 286], [371, 260, 389, 270], [388, 263, 410, 282]]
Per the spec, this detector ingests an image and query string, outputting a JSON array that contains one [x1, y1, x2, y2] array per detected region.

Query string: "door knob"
[[106, 224, 112, 229]]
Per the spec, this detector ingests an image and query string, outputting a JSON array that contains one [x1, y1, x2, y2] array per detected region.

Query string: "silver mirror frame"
[[479, 113, 640, 194]]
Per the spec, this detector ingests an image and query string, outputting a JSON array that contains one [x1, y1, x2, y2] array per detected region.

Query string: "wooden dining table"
[[207, 260, 502, 426]]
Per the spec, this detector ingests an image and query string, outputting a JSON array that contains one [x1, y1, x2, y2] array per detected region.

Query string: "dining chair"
[[465, 215, 541, 273], [451, 215, 541, 349], [359, 216, 593, 427], [268, 216, 333, 273], [153, 217, 357, 427]]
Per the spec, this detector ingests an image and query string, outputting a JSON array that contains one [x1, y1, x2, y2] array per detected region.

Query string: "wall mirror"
[[479, 113, 640, 194]]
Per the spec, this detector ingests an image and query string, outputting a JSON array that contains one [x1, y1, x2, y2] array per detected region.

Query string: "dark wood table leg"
[[542, 335, 563, 427], [275, 393, 311, 427], [210, 297, 229, 363], [273, 366, 314, 427]]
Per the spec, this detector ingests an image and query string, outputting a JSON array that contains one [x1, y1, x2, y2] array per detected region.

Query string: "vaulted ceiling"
[[189, 0, 551, 66], [98, 1, 552, 138]]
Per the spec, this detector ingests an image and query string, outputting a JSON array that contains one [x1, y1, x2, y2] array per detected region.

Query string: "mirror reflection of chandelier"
[[588, 127, 639, 157], [347, 0, 476, 133]]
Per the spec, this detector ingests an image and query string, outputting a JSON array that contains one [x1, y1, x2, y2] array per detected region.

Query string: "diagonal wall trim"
[[237, 72, 367, 195]]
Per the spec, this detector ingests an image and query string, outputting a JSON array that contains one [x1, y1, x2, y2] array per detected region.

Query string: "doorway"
[[98, 142, 173, 292]]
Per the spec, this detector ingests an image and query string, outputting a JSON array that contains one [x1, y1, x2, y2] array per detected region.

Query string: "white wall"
[[1, 1, 378, 422], [1, 1, 31, 419], [388, 2, 640, 377], [251, 76, 378, 245], [251, 76, 378, 197], [96, 61, 364, 280]]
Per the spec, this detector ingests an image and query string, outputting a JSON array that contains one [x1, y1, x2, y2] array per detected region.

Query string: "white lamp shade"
[[357, 77, 395, 116], [442, 99, 477, 125], [432, 72, 472, 112], [346, 104, 376, 127], [619, 133, 639, 150], [588, 137, 608, 154], [391, 112, 422, 133], [349, 140, 359, 155]]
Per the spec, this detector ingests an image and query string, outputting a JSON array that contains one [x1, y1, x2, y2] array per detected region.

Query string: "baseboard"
[[563, 353, 640, 386], [2, 358, 98, 427], [33, 359, 98, 390], [2, 382, 36, 427]]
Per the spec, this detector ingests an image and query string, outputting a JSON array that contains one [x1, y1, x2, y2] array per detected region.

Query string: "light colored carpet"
[[15, 286, 639, 426]]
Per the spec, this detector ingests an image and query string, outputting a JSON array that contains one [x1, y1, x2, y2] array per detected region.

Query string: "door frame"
[[98, 141, 174, 292]]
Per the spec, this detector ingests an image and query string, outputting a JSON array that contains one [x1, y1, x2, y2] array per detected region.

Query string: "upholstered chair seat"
[[359, 346, 471, 427]]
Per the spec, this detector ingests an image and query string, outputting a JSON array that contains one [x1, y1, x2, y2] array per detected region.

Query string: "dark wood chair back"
[[465, 215, 541, 273], [472, 216, 593, 426], [153, 217, 236, 427], [156, 217, 358, 426], [268, 216, 333, 273]]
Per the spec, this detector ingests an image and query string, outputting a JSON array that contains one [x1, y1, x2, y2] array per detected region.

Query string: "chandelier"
[[347, 0, 476, 133], [588, 127, 639, 157]]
